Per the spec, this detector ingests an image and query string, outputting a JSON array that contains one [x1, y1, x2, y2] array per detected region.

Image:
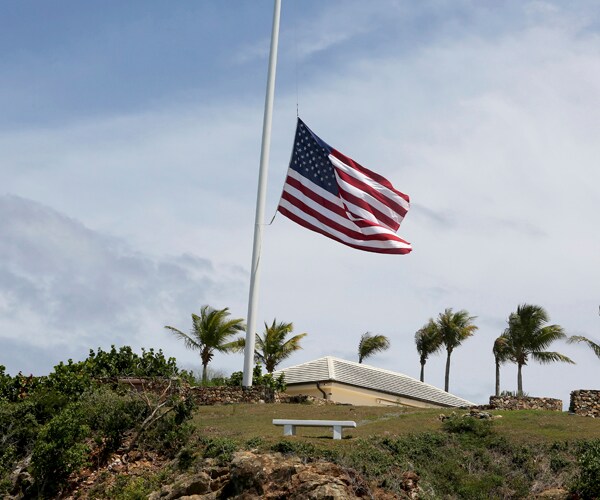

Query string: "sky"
[[1, 0, 599, 408]]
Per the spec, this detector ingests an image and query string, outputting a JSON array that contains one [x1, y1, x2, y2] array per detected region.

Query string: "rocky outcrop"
[[149, 451, 413, 499], [569, 390, 600, 417], [488, 396, 562, 411]]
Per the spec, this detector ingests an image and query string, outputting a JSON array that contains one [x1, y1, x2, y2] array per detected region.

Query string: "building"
[[273, 356, 473, 408]]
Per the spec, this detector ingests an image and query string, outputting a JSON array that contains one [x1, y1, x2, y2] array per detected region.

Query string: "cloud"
[[0, 195, 248, 375], [1, 1, 599, 408]]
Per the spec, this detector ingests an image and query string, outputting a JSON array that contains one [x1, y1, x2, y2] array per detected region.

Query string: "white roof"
[[274, 356, 474, 408]]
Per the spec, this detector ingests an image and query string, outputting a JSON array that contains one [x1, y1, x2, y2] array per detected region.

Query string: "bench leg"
[[333, 425, 342, 440], [283, 424, 296, 436]]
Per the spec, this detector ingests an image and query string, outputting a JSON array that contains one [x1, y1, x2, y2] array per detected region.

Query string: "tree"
[[568, 335, 600, 359], [492, 335, 511, 397], [165, 305, 245, 383], [358, 332, 390, 364], [414, 319, 442, 382], [437, 308, 478, 392], [503, 303, 574, 396], [232, 319, 307, 373]]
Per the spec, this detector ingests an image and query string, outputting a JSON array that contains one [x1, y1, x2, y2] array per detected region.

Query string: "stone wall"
[[569, 390, 600, 418], [189, 386, 278, 405], [488, 395, 562, 411]]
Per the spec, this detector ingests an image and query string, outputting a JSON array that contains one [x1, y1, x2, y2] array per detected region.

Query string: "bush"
[[270, 440, 317, 459], [31, 406, 90, 496], [227, 364, 286, 391], [79, 387, 148, 456], [0, 367, 44, 402], [442, 414, 494, 437], [200, 437, 239, 464], [571, 439, 600, 498]]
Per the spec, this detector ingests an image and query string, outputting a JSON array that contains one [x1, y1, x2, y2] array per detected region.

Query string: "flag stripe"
[[335, 173, 403, 231], [331, 149, 410, 203], [281, 174, 408, 238], [330, 154, 409, 216], [276, 118, 412, 255], [278, 200, 412, 253]]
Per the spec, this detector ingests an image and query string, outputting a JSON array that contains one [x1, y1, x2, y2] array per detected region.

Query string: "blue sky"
[[1, 0, 599, 407]]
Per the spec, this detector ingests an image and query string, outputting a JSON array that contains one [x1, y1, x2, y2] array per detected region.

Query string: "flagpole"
[[243, 0, 282, 387]]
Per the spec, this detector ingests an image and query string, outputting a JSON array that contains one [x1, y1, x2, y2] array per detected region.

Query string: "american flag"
[[277, 118, 412, 254]]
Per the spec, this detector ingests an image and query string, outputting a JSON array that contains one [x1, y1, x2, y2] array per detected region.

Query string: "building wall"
[[284, 382, 446, 408]]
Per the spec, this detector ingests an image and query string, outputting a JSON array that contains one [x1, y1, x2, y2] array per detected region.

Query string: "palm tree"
[[437, 308, 478, 392], [493, 335, 511, 397], [567, 335, 600, 359], [165, 305, 245, 384], [503, 303, 574, 396], [232, 319, 307, 373], [414, 319, 442, 382], [358, 332, 390, 363]]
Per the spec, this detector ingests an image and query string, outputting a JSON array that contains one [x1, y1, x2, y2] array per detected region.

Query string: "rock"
[[535, 487, 570, 499], [570, 390, 600, 418], [149, 472, 212, 499], [488, 396, 562, 411], [149, 451, 386, 499]]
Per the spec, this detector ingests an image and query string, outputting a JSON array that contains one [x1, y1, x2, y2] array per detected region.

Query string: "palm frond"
[[164, 325, 201, 351], [493, 335, 512, 364], [359, 332, 390, 363], [531, 351, 575, 365], [437, 308, 478, 350], [415, 319, 442, 362], [254, 319, 307, 372], [224, 336, 247, 353], [568, 335, 600, 359]]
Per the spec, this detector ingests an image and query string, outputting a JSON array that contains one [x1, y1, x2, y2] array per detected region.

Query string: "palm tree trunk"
[[495, 360, 500, 397], [420, 361, 425, 382], [517, 363, 523, 396], [444, 350, 451, 392], [202, 362, 208, 385]]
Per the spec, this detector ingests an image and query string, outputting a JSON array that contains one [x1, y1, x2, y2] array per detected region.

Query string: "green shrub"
[[270, 440, 317, 459], [571, 439, 600, 498], [226, 364, 286, 391], [200, 437, 239, 464], [80, 387, 148, 455], [31, 406, 90, 496], [0, 399, 40, 494], [103, 474, 160, 500], [0, 367, 44, 402], [442, 415, 494, 437], [177, 447, 196, 470]]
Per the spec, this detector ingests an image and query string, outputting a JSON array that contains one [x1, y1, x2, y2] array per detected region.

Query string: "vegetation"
[[227, 363, 286, 392], [2, 343, 600, 499], [568, 335, 600, 359], [193, 403, 600, 499], [502, 304, 573, 396], [232, 319, 307, 373], [493, 336, 511, 397], [165, 305, 245, 383], [0, 347, 195, 498], [414, 319, 442, 382], [357, 332, 390, 364], [435, 308, 478, 392]]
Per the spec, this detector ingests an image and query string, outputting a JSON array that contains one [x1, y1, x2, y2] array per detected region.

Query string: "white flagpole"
[[243, 0, 282, 387]]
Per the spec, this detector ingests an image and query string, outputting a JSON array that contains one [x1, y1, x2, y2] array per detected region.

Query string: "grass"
[[189, 403, 600, 498], [193, 404, 600, 446]]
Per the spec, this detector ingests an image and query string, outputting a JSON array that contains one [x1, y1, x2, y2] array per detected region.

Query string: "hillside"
[[2, 349, 600, 499], [68, 404, 600, 499]]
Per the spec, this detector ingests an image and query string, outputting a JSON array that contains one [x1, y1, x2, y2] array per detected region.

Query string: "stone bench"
[[272, 419, 356, 440]]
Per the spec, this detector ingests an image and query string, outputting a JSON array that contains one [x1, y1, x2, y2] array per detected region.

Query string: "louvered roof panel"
[[274, 356, 473, 407]]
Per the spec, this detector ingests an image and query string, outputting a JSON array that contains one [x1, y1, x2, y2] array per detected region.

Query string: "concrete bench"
[[272, 419, 356, 440]]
